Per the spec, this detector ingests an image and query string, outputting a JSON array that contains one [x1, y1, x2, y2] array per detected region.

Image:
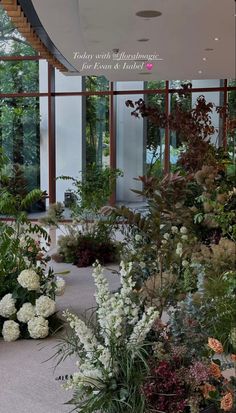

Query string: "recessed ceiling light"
[[137, 38, 150, 42], [214, 37, 219, 41], [202, 57, 207, 61], [205, 48, 214, 51], [198, 70, 203, 74], [136, 10, 162, 18]]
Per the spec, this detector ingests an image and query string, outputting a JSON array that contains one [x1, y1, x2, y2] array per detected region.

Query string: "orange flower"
[[201, 383, 216, 399], [220, 392, 233, 411], [208, 337, 223, 353], [231, 354, 236, 362], [210, 362, 222, 379]]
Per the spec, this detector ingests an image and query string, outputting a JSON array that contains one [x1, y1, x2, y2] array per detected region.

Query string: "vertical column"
[[39, 60, 49, 204], [115, 82, 144, 203], [48, 63, 56, 204], [55, 72, 83, 202]]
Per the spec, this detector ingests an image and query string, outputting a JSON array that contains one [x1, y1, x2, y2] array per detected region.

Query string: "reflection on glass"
[[0, 97, 40, 192], [227, 79, 236, 162], [85, 77, 109, 168], [0, 60, 39, 93], [146, 81, 166, 176], [170, 81, 191, 170]]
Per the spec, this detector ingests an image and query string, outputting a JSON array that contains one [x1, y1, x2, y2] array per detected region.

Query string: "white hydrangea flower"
[[0, 293, 17, 318], [17, 269, 40, 291], [17, 303, 35, 323], [2, 320, 20, 342], [27, 316, 49, 339], [180, 226, 188, 234], [55, 276, 66, 296], [163, 233, 170, 240], [35, 295, 56, 318], [171, 226, 178, 234]]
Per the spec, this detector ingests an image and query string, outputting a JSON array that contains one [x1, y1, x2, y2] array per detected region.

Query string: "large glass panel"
[[169, 81, 192, 170], [0, 5, 37, 56], [85, 75, 109, 92], [55, 95, 83, 203], [227, 79, 236, 162], [0, 59, 39, 93], [116, 82, 144, 203], [85, 77, 109, 167], [0, 97, 40, 192], [146, 82, 166, 176]]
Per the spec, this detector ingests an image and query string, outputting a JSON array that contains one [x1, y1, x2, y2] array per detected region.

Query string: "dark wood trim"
[[48, 63, 56, 204], [1, 86, 236, 99], [0, 92, 48, 98], [0, 55, 41, 60], [17, 0, 78, 72]]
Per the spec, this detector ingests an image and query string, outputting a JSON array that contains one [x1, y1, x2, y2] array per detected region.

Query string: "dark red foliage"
[[126, 92, 233, 173], [74, 237, 118, 267], [142, 360, 187, 413]]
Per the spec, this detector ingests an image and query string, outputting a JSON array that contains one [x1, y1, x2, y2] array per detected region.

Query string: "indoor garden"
[[0, 3, 235, 413]]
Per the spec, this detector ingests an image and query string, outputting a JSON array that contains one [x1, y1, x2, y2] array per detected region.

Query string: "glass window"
[[85, 77, 109, 168], [0, 97, 40, 192], [227, 79, 236, 162], [145, 89, 166, 177], [0, 59, 39, 93]]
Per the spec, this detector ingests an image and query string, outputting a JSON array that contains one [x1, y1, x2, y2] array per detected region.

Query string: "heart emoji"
[[146, 62, 153, 71]]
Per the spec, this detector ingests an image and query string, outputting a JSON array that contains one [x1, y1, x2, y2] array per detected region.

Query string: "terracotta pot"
[[200, 405, 218, 413]]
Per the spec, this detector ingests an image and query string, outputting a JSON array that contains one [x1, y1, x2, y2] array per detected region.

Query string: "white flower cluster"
[[17, 303, 35, 323], [64, 262, 159, 392], [35, 296, 56, 318], [55, 276, 66, 296], [0, 294, 16, 318], [92, 262, 140, 345], [2, 320, 20, 342], [0, 266, 60, 342], [28, 316, 49, 339], [17, 269, 40, 291], [128, 307, 159, 346]]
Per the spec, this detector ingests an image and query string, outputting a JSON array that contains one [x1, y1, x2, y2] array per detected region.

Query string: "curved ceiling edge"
[[0, 0, 78, 72]]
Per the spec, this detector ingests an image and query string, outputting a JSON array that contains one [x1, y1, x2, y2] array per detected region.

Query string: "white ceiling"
[[31, 0, 235, 80]]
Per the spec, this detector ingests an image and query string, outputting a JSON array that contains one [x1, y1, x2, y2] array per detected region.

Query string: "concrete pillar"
[[115, 82, 144, 203]]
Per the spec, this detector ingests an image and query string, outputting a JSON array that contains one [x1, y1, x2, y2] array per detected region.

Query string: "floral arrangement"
[[57, 262, 235, 413], [0, 263, 66, 342], [62, 261, 159, 413], [0, 219, 66, 342], [142, 323, 236, 413], [41, 204, 119, 267]]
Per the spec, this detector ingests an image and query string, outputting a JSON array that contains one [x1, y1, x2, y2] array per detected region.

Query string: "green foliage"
[[0, 7, 40, 194], [69, 346, 147, 413], [59, 165, 122, 214]]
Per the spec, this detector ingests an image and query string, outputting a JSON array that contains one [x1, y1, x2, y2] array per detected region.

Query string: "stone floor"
[[0, 261, 120, 413]]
